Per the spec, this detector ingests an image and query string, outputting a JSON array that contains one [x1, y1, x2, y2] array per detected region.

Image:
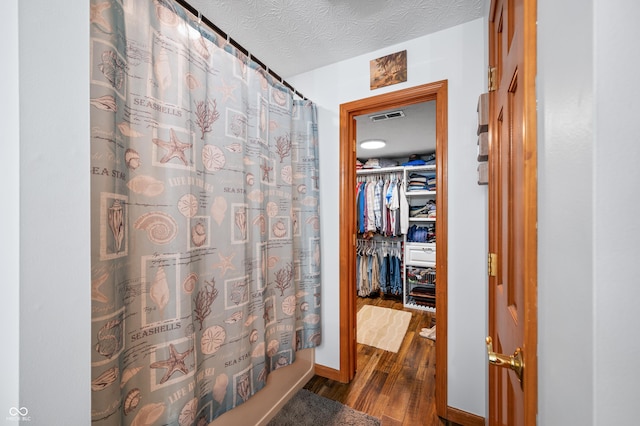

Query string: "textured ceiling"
[[187, 0, 486, 78]]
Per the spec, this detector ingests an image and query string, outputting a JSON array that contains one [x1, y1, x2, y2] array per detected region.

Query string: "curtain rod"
[[173, 0, 308, 101]]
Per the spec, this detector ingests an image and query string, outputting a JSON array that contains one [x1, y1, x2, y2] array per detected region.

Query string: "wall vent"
[[369, 110, 405, 122]]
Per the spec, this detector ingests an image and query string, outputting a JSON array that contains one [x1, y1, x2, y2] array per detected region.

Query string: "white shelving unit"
[[403, 165, 437, 312]]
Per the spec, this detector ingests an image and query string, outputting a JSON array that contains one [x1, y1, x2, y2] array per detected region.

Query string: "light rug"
[[267, 389, 380, 426], [357, 305, 412, 353]]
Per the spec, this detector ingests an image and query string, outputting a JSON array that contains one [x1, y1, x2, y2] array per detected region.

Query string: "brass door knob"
[[486, 336, 524, 383]]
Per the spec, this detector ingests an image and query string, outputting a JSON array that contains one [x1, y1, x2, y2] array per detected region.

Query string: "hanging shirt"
[[365, 181, 376, 232], [381, 179, 390, 235], [357, 182, 366, 234], [400, 179, 409, 235], [374, 179, 384, 231], [386, 179, 399, 236]]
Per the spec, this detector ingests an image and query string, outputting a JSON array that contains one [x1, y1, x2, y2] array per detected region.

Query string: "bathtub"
[[210, 348, 315, 425]]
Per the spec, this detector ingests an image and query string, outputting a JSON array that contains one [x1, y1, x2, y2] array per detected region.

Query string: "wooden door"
[[487, 0, 537, 425]]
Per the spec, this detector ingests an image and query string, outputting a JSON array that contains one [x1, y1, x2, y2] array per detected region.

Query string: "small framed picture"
[[370, 50, 407, 90]]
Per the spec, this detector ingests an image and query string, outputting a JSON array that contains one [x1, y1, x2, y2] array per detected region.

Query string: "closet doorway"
[[338, 81, 449, 418]]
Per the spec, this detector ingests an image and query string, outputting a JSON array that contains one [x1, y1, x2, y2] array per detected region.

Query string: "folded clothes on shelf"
[[409, 200, 436, 218], [407, 172, 436, 191], [402, 153, 436, 167], [406, 224, 435, 243]]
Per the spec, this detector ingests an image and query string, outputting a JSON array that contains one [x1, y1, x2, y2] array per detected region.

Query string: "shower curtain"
[[90, 0, 321, 424]]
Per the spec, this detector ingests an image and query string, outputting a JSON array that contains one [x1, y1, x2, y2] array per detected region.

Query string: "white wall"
[[537, 0, 595, 423], [289, 18, 488, 416], [538, 0, 640, 424], [1, 0, 21, 420], [14, 0, 91, 424], [593, 2, 640, 423]]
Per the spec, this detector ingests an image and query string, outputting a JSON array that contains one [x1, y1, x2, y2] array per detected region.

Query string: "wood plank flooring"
[[304, 296, 457, 426]]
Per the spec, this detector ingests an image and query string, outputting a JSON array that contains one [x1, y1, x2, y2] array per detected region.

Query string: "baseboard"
[[446, 406, 485, 426], [313, 363, 346, 383]]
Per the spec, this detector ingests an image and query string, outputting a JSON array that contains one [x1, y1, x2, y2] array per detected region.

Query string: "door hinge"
[[353, 233, 356, 246], [488, 66, 497, 92], [488, 252, 497, 277], [353, 139, 357, 152]]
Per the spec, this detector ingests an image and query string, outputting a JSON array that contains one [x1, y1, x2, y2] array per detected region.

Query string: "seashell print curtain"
[[89, 0, 322, 424]]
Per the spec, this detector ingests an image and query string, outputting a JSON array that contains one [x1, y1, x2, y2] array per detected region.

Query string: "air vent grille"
[[369, 110, 405, 122]]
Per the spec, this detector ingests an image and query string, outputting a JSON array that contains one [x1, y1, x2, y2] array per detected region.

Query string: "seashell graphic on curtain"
[[108, 200, 125, 252], [190, 221, 207, 247], [150, 266, 171, 317], [90, 0, 321, 424], [134, 211, 178, 244]]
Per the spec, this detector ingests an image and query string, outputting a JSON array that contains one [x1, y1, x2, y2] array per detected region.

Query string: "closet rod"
[[356, 166, 405, 175], [173, 0, 308, 101]]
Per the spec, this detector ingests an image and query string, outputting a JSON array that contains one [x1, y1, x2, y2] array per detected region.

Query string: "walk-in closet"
[[355, 101, 437, 313]]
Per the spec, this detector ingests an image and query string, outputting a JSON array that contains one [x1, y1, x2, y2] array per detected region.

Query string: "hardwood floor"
[[304, 296, 457, 426]]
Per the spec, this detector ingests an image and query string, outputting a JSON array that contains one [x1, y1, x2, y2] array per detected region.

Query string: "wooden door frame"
[[335, 81, 450, 417], [487, 0, 538, 424]]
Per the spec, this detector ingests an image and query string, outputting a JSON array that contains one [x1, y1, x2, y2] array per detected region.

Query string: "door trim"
[[337, 80, 449, 417], [521, 0, 538, 421]]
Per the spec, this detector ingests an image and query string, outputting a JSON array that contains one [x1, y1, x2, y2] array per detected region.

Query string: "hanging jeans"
[[379, 254, 389, 295], [388, 254, 402, 295]]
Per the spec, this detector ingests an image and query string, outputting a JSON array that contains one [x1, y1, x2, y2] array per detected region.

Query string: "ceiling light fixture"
[[360, 139, 386, 150]]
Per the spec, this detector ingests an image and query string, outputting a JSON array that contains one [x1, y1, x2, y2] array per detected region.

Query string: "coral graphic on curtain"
[[90, 0, 322, 424]]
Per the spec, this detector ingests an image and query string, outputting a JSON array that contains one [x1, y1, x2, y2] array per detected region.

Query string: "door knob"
[[486, 336, 524, 383]]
